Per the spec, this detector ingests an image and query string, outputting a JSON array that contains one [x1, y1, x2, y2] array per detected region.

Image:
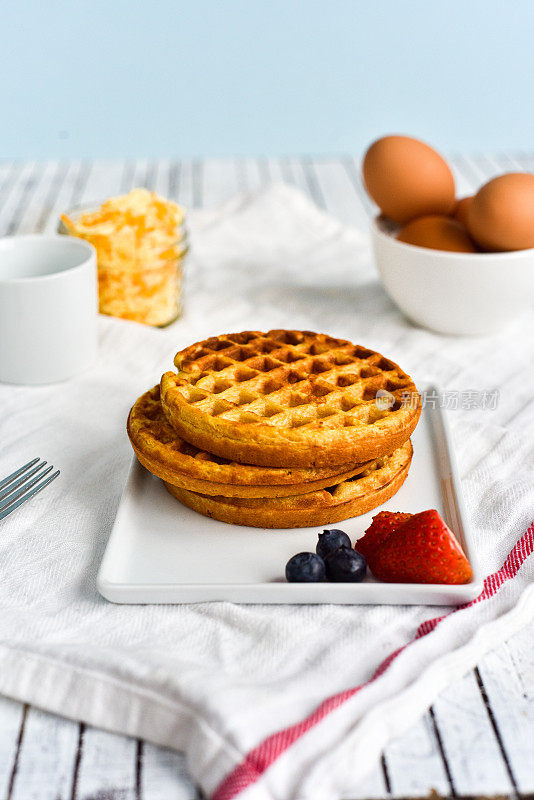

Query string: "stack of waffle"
[[127, 330, 421, 528]]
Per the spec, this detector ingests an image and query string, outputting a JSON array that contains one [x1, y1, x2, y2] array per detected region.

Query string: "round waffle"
[[128, 386, 371, 498], [160, 330, 421, 468], [164, 440, 413, 528]]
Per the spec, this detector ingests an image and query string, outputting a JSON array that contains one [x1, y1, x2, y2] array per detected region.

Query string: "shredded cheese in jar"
[[61, 188, 188, 326]]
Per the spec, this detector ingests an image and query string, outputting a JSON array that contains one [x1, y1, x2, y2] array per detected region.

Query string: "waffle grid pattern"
[[171, 330, 417, 433], [128, 386, 363, 492]]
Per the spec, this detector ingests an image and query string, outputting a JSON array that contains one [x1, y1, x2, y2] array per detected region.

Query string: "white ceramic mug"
[[0, 235, 97, 384]]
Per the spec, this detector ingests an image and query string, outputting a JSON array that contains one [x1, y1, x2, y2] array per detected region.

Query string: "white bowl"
[[372, 216, 534, 335]]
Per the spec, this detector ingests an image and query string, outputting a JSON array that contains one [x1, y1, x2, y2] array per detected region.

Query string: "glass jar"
[[93, 233, 188, 327], [58, 192, 188, 327]]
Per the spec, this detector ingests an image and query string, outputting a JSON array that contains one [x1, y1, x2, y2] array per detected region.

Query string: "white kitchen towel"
[[0, 183, 533, 800]]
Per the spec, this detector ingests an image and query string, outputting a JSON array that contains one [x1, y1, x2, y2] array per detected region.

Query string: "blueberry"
[[324, 547, 367, 583], [316, 529, 352, 559], [285, 552, 326, 583]]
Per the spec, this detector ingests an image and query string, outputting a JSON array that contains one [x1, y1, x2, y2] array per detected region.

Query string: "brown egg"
[[397, 215, 478, 253], [468, 173, 534, 251], [363, 135, 455, 224], [452, 196, 473, 228]]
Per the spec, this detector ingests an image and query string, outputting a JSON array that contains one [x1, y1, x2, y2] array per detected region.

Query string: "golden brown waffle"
[[161, 330, 420, 468], [128, 386, 371, 498], [164, 440, 413, 528]]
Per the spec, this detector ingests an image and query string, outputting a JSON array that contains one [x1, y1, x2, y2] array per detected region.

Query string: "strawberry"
[[368, 509, 473, 585], [356, 511, 413, 560]]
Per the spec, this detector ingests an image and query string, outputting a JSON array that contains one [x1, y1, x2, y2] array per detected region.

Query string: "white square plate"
[[97, 386, 483, 605]]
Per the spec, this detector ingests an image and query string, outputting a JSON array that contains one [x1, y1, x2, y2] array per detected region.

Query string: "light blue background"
[[2, 1, 533, 159]]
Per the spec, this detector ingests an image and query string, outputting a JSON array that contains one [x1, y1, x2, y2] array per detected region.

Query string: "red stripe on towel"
[[212, 523, 534, 800]]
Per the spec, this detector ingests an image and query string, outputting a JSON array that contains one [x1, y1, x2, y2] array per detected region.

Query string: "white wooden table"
[[1, 154, 533, 800]]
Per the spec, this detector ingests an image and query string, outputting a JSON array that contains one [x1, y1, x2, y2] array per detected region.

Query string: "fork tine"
[[0, 469, 60, 521], [0, 465, 54, 513], [0, 461, 48, 503], [0, 458, 40, 492]]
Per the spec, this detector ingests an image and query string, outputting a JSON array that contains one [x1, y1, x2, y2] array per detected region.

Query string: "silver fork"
[[0, 458, 60, 521]]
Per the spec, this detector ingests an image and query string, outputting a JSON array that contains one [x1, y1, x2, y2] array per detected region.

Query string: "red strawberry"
[[356, 511, 413, 560], [369, 509, 473, 585]]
